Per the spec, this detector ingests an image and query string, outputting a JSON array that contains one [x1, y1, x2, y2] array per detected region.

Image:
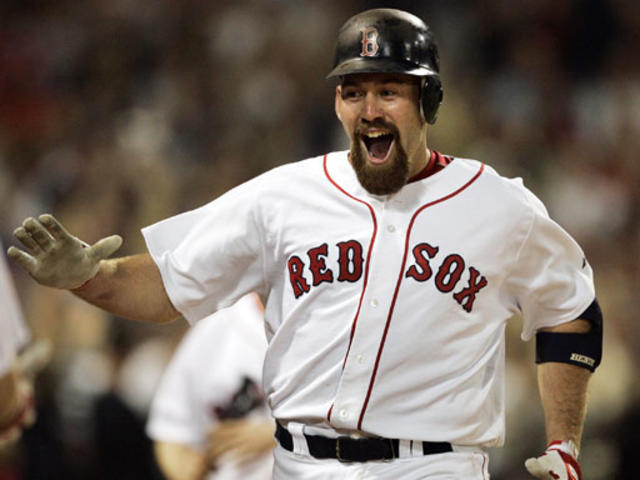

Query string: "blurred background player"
[[0, 244, 53, 449], [0, 243, 33, 447], [147, 293, 274, 480]]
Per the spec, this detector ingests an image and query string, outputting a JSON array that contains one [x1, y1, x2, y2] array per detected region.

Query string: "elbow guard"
[[535, 299, 603, 372]]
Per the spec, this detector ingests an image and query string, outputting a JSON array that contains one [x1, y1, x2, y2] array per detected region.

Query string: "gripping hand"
[[0, 339, 52, 449], [7, 214, 122, 290], [525, 441, 581, 480]]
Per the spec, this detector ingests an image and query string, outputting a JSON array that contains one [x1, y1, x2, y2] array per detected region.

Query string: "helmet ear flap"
[[421, 76, 443, 125]]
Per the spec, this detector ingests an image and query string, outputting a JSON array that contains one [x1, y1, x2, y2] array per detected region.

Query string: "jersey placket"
[[330, 196, 409, 431]]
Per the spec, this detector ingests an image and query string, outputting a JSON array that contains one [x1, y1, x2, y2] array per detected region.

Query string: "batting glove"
[[7, 214, 122, 290], [525, 440, 581, 480]]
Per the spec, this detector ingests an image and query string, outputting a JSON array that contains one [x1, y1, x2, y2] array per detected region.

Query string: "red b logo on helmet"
[[360, 26, 379, 57]]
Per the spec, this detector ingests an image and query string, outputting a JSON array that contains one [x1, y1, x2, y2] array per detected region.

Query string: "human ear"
[[335, 86, 343, 121]]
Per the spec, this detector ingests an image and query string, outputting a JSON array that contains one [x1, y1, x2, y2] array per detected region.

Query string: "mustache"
[[354, 120, 400, 137]]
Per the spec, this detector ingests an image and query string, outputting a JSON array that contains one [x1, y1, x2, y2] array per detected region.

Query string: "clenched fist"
[[525, 441, 581, 480], [7, 214, 122, 290]]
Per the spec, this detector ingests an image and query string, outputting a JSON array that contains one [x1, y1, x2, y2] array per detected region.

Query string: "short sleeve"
[[506, 191, 595, 341], [142, 178, 267, 324], [0, 247, 30, 375]]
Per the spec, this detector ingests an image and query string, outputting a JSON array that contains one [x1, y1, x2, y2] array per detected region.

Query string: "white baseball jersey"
[[0, 244, 30, 375], [142, 150, 594, 448], [146, 293, 273, 480]]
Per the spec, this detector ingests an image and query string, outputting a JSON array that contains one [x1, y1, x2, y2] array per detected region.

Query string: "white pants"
[[273, 444, 490, 479]]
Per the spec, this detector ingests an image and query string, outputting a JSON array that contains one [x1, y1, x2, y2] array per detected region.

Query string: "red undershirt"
[[408, 149, 453, 183], [346, 149, 453, 185]]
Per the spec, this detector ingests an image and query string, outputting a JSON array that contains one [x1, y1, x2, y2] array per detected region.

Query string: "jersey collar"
[[324, 150, 479, 206]]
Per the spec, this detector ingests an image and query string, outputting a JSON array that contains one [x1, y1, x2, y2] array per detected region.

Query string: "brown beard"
[[350, 123, 409, 195]]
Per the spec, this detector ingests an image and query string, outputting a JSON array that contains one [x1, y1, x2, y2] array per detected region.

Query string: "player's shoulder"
[[452, 156, 546, 213], [210, 154, 327, 209], [260, 152, 331, 180]]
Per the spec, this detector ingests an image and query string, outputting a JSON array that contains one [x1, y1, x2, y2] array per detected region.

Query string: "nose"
[[360, 92, 384, 122]]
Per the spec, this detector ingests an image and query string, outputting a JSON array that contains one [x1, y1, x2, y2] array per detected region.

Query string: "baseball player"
[[0, 243, 34, 447], [6, 8, 601, 479], [147, 293, 274, 480]]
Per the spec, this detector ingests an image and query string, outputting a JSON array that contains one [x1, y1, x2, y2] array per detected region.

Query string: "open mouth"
[[360, 131, 395, 165]]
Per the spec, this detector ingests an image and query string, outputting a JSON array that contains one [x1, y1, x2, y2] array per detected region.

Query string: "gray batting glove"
[[7, 214, 122, 290]]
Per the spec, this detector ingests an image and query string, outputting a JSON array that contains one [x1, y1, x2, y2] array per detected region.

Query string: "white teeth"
[[365, 131, 391, 138]]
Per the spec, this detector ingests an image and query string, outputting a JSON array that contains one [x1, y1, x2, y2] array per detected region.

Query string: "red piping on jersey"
[[357, 162, 485, 430], [322, 154, 379, 423]]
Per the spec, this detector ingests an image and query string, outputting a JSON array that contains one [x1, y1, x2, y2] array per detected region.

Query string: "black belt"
[[275, 423, 452, 463]]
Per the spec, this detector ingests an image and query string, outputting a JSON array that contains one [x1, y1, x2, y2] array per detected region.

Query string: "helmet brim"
[[326, 57, 438, 79]]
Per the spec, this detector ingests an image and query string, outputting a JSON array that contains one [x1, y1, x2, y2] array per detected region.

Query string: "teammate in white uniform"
[[7, 9, 600, 479], [147, 293, 274, 480], [0, 243, 33, 446]]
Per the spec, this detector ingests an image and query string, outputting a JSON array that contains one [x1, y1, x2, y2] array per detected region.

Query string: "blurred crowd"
[[1, 0, 638, 478]]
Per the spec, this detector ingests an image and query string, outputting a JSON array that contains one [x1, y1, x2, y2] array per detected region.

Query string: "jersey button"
[[339, 409, 348, 418], [356, 354, 364, 364], [386, 225, 396, 233], [370, 299, 379, 308]]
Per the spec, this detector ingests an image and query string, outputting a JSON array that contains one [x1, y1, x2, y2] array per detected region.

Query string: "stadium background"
[[1, 0, 638, 478]]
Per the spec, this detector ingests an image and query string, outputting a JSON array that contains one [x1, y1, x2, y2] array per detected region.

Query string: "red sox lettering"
[[288, 240, 488, 312], [288, 240, 365, 297]]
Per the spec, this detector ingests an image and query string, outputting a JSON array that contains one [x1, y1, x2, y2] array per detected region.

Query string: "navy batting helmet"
[[327, 9, 443, 124]]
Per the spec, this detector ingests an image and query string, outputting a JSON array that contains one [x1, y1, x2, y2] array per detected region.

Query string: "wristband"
[[547, 439, 579, 459]]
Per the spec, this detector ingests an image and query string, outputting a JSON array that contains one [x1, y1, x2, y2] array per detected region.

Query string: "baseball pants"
[[273, 444, 490, 479]]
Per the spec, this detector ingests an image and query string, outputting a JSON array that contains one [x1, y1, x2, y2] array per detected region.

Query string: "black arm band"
[[535, 299, 603, 372]]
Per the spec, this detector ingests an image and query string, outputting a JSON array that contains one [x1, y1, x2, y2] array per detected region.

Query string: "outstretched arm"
[[72, 253, 181, 323], [7, 214, 181, 324]]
